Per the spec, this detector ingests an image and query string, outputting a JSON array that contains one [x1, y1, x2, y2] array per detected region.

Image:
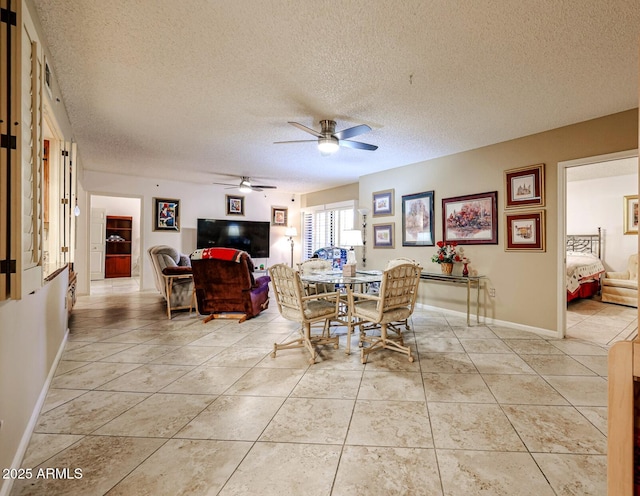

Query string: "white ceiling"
[[32, 0, 640, 194]]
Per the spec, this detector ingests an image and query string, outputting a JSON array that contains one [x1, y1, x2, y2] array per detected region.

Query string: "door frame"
[[556, 149, 638, 338], [88, 192, 144, 293]]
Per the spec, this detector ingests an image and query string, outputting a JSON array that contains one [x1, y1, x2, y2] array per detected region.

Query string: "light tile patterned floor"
[[567, 296, 637, 345], [11, 286, 611, 495]]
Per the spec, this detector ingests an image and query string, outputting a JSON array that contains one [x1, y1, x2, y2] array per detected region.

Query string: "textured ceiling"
[[32, 0, 640, 194]]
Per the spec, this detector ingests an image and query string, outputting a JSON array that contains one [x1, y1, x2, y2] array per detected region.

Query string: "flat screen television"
[[196, 219, 270, 259]]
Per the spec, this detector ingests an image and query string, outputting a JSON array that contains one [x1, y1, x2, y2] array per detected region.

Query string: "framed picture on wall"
[[402, 191, 434, 246], [373, 223, 395, 248], [505, 210, 546, 251], [152, 197, 180, 231], [226, 195, 245, 216], [372, 189, 394, 217], [624, 195, 639, 235], [505, 163, 545, 209], [442, 191, 498, 245], [271, 206, 288, 226]]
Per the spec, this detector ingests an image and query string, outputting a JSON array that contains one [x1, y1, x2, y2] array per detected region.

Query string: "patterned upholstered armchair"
[[148, 245, 195, 319], [190, 248, 270, 323]]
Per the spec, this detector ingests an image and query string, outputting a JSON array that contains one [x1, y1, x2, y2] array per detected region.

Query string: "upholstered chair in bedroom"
[[601, 254, 638, 308], [148, 245, 195, 319], [190, 247, 270, 323]]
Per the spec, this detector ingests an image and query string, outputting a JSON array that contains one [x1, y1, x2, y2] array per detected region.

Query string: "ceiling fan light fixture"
[[239, 178, 252, 193], [317, 137, 339, 155]]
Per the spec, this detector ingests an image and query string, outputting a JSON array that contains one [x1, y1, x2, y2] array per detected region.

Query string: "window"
[[302, 202, 355, 260]]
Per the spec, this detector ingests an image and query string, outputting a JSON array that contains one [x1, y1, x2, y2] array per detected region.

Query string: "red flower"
[[438, 254, 444, 260], [437, 241, 444, 248]]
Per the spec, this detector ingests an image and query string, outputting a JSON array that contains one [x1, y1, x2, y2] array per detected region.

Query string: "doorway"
[[557, 150, 638, 342], [89, 194, 142, 295]]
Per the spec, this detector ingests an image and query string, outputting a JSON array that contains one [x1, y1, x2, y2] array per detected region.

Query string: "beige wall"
[[311, 110, 638, 333], [301, 182, 359, 208]]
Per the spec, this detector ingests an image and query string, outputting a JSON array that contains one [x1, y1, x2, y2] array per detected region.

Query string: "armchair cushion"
[[162, 266, 193, 276], [601, 254, 638, 307]]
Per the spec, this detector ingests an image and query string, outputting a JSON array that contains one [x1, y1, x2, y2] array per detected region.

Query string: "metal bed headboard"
[[566, 227, 601, 258]]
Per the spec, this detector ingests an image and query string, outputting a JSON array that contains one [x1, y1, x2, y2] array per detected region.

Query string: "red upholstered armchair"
[[190, 248, 270, 323]]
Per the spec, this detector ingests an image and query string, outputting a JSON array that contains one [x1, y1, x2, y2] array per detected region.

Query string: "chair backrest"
[[298, 259, 332, 274], [378, 263, 422, 313], [148, 245, 186, 294], [190, 250, 254, 293], [312, 246, 348, 269], [269, 263, 306, 318], [385, 257, 421, 269]]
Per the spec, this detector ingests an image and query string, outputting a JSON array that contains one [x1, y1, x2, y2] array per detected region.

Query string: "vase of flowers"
[[431, 241, 461, 275]]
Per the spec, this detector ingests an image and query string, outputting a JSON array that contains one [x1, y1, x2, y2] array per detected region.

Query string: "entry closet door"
[[90, 208, 106, 280]]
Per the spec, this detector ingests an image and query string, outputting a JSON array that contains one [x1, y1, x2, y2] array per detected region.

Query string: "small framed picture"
[[373, 223, 395, 249], [153, 198, 180, 232], [372, 189, 394, 217], [442, 191, 498, 245], [624, 195, 639, 235], [226, 194, 245, 216], [271, 206, 288, 226], [402, 191, 434, 246], [505, 210, 546, 251], [505, 163, 545, 209]]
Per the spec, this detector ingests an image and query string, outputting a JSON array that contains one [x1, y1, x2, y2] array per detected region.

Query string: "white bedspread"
[[566, 251, 605, 294]]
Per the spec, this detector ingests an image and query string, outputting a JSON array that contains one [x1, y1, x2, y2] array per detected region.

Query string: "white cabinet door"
[[90, 208, 106, 280]]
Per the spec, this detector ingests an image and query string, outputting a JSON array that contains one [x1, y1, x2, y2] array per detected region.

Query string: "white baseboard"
[[416, 303, 558, 339], [0, 328, 70, 496]]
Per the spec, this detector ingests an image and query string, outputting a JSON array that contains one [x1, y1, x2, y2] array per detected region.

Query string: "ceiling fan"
[[212, 176, 277, 193], [274, 119, 378, 155]]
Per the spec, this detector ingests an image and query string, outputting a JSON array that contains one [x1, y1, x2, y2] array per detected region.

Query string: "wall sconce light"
[[74, 198, 81, 217], [285, 226, 297, 267], [357, 208, 369, 267]]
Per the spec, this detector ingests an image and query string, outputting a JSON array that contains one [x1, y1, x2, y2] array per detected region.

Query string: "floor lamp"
[[285, 227, 297, 267]]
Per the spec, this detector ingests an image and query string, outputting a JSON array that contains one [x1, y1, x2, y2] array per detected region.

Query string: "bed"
[[566, 228, 605, 302]]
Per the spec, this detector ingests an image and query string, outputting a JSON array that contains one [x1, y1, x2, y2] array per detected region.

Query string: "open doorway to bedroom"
[[89, 194, 142, 295], [559, 151, 638, 345]]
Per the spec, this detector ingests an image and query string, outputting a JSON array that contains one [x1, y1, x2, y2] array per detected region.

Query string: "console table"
[[420, 272, 486, 326]]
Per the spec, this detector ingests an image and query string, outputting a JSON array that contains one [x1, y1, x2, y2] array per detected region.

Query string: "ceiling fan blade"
[[273, 140, 317, 144], [333, 124, 372, 140], [339, 140, 378, 151], [288, 121, 323, 138], [252, 184, 277, 189], [212, 181, 237, 187]]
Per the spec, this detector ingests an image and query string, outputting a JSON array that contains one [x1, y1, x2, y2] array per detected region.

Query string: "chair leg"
[[360, 323, 414, 363], [272, 320, 338, 364]]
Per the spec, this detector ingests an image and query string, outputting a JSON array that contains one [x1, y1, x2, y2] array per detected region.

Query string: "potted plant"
[[431, 241, 461, 274]]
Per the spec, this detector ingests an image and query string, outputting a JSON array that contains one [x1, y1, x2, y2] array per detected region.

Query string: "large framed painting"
[[442, 191, 498, 245], [505, 163, 545, 209], [226, 194, 245, 216], [373, 223, 395, 249], [402, 191, 434, 246], [505, 210, 546, 251], [624, 195, 638, 235], [153, 198, 180, 232], [372, 189, 394, 217]]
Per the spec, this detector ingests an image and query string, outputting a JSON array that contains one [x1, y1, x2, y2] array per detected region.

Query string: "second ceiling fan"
[[213, 175, 277, 192], [275, 119, 378, 155]]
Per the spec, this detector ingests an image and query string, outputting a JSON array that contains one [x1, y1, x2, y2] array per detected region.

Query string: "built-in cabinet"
[[105, 216, 132, 278]]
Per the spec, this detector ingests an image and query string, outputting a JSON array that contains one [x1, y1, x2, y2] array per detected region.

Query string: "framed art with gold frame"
[[505, 210, 545, 251], [624, 195, 638, 235]]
